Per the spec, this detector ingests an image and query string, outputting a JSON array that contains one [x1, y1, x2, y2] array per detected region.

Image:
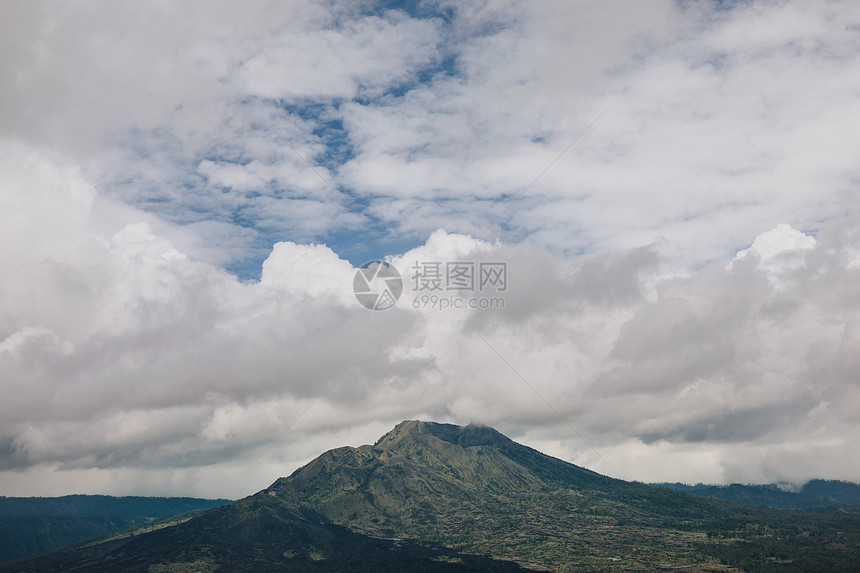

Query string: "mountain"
[[654, 480, 860, 511], [0, 496, 231, 564], [4, 420, 860, 572]]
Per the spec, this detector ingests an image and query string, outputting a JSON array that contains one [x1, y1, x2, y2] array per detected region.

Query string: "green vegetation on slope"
[[1, 499, 538, 572], [4, 421, 860, 572], [270, 421, 860, 571]]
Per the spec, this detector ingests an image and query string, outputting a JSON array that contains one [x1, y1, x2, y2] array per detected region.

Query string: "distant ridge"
[[0, 495, 230, 564], [4, 421, 860, 572], [654, 480, 860, 510]]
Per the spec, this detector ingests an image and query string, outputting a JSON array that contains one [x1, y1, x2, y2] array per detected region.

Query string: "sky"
[[2, 0, 860, 499]]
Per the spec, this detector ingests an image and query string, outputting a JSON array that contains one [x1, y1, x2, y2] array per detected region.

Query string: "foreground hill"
[[0, 496, 230, 564], [4, 421, 860, 572]]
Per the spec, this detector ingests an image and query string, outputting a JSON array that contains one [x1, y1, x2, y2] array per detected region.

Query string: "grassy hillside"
[[1, 500, 538, 572]]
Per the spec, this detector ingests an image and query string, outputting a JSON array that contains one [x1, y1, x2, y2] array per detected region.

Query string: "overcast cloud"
[[2, 0, 860, 498]]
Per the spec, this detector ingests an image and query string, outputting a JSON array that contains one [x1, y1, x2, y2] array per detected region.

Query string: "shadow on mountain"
[[1, 500, 541, 572]]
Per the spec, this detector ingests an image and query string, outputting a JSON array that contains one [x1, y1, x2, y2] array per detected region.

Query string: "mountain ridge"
[[0, 496, 230, 565], [654, 480, 860, 511], [4, 420, 860, 572]]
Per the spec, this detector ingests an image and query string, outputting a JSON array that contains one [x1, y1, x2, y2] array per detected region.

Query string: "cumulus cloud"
[[8, 0, 855, 275], [2, 1, 860, 497], [5, 140, 860, 497]]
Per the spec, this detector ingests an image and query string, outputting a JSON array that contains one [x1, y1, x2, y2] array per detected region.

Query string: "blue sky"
[[2, 0, 860, 498], [48, 0, 845, 279], [92, 5, 474, 277]]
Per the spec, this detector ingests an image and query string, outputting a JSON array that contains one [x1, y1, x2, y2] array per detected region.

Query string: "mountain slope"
[[5, 420, 860, 572], [1, 495, 537, 572], [266, 421, 745, 569]]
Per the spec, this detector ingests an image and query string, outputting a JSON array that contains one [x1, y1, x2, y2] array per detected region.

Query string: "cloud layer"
[[3, 140, 860, 497], [2, 0, 860, 497], [5, 0, 858, 274]]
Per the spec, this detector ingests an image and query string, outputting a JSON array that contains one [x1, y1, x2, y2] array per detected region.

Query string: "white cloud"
[[730, 223, 816, 284], [2, 145, 860, 494], [2, 1, 860, 498], [259, 241, 355, 305], [237, 11, 442, 100]]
